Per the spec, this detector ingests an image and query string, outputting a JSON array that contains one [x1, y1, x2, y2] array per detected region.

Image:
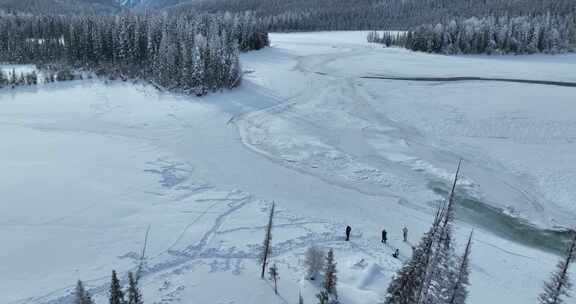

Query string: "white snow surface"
[[1, 31, 576, 304]]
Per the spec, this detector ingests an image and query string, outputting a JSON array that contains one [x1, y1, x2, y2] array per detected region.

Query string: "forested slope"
[[164, 0, 576, 30], [0, 12, 269, 94]]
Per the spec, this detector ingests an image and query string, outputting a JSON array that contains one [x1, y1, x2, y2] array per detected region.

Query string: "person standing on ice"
[[392, 248, 399, 258], [402, 226, 408, 242], [381, 229, 387, 244], [345, 225, 352, 241]]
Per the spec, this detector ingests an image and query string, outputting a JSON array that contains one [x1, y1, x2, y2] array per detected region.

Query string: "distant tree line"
[[1, 0, 575, 32], [0, 67, 86, 89], [369, 14, 576, 55], [171, 0, 576, 31], [0, 69, 39, 87], [0, 12, 269, 94]]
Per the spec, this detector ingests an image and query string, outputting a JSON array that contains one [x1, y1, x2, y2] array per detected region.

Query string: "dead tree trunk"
[[260, 201, 275, 279]]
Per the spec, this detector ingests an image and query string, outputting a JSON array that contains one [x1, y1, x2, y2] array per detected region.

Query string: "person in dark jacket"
[[381, 229, 387, 244], [346, 225, 352, 241], [402, 226, 408, 242], [392, 248, 399, 258]]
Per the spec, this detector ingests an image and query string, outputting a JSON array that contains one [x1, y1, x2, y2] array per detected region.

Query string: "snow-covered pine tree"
[[447, 231, 473, 304], [385, 193, 454, 304], [28, 71, 38, 85], [191, 34, 207, 95], [227, 39, 242, 88], [385, 220, 439, 304], [84, 291, 95, 304], [420, 239, 457, 304], [188, 0, 576, 33], [74, 280, 94, 304], [260, 201, 275, 279], [206, 22, 224, 91], [0, 70, 7, 87], [74, 280, 85, 304], [269, 263, 280, 295], [420, 160, 462, 304], [10, 69, 16, 85], [154, 27, 177, 87], [116, 15, 135, 66], [377, 14, 576, 55], [305, 246, 326, 280], [179, 31, 193, 90], [323, 249, 338, 301], [0, 12, 267, 93], [133, 16, 148, 67], [145, 16, 161, 72], [317, 290, 330, 304], [17, 73, 26, 85], [109, 270, 125, 304], [538, 230, 576, 304], [127, 272, 143, 304], [437, 159, 461, 249]]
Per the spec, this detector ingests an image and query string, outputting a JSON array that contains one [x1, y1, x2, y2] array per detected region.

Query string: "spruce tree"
[[386, 161, 463, 304], [74, 280, 87, 304], [448, 231, 473, 304], [316, 290, 329, 304], [420, 160, 462, 303], [0, 12, 265, 93], [0, 70, 6, 87], [84, 291, 95, 304], [385, 221, 439, 304], [109, 270, 125, 304], [421, 241, 457, 304], [73, 280, 95, 304], [323, 249, 338, 300], [191, 35, 206, 95], [127, 272, 143, 304], [538, 231, 576, 304], [442, 160, 461, 239], [305, 246, 325, 280], [383, 14, 576, 55]]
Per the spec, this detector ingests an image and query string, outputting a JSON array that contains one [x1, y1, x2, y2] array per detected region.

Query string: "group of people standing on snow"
[[380, 226, 408, 244], [345, 225, 408, 259]]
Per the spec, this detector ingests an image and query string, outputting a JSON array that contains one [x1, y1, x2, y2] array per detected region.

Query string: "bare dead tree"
[[135, 224, 151, 282], [260, 201, 275, 279]]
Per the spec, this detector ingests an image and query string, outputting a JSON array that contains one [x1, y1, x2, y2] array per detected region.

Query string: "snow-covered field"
[[1, 31, 575, 304]]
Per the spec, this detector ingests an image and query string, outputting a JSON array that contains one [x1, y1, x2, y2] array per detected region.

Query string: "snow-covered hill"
[[1, 32, 575, 304]]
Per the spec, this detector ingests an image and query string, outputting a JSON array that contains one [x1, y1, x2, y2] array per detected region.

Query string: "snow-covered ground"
[[1, 31, 575, 304]]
